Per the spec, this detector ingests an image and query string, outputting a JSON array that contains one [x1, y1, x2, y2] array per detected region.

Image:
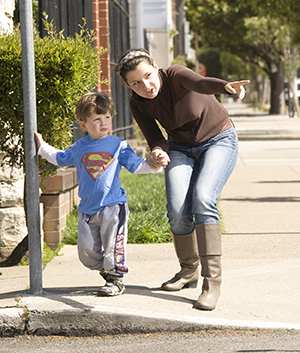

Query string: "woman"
[[115, 48, 249, 310]]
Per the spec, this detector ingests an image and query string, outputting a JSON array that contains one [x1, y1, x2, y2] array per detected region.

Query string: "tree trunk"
[[269, 59, 286, 115]]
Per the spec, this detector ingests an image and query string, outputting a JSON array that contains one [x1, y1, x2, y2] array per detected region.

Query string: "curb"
[[0, 308, 25, 337], [1, 306, 300, 337]]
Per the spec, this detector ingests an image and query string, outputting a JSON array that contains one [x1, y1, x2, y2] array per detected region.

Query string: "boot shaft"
[[195, 223, 222, 256]]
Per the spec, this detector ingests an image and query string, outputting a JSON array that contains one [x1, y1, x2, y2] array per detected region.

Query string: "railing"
[[109, 0, 132, 139], [38, 0, 133, 140]]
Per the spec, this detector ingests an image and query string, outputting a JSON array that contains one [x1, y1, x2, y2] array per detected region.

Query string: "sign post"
[[20, 0, 43, 294]]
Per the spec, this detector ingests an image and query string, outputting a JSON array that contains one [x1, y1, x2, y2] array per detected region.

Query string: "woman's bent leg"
[[165, 148, 196, 235], [162, 148, 200, 291]]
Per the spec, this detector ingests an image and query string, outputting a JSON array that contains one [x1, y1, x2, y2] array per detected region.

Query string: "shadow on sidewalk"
[[1, 285, 194, 311]]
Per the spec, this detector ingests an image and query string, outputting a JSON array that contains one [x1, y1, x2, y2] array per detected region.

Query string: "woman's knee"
[[194, 188, 217, 211], [167, 210, 194, 235]]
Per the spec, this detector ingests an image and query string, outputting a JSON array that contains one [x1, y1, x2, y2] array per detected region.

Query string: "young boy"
[[35, 92, 163, 296]]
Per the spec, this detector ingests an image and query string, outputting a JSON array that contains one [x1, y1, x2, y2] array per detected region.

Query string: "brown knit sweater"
[[130, 65, 230, 152]]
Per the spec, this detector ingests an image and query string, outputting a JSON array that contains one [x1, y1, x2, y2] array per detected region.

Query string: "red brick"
[[39, 168, 78, 193], [93, 0, 110, 96], [98, 2, 108, 11], [99, 18, 109, 28]]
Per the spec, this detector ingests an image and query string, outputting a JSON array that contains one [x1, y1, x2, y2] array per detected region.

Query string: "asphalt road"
[[1, 330, 300, 353]]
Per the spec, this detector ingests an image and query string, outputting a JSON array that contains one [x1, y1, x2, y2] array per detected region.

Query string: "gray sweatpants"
[[77, 203, 129, 277]]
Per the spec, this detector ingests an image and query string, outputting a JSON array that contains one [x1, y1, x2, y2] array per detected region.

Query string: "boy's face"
[[79, 112, 113, 140]]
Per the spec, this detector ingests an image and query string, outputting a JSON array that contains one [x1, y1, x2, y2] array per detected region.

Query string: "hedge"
[[0, 17, 106, 174]]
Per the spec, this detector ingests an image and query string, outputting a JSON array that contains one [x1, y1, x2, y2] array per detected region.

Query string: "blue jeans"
[[165, 126, 238, 235]]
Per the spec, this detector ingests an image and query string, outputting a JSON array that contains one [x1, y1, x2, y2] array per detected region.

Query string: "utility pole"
[[19, 0, 43, 294]]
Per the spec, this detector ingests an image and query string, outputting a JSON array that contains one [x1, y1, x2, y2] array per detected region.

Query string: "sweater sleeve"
[[130, 100, 169, 153], [172, 65, 229, 95], [37, 141, 61, 166]]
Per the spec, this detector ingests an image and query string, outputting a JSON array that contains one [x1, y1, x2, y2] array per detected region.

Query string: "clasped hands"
[[146, 148, 170, 169]]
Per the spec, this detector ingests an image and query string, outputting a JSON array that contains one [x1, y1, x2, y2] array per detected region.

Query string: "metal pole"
[[19, 0, 43, 294]]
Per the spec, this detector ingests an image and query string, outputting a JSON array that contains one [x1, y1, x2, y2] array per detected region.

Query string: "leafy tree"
[[250, 0, 300, 116], [250, 0, 300, 33], [220, 52, 251, 82], [185, 0, 292, 114]]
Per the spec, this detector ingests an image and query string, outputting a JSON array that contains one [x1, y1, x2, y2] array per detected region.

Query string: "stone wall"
[[0, 0, 15, 35], [0, 153, 27, 260], [0, 0, 27, 261]]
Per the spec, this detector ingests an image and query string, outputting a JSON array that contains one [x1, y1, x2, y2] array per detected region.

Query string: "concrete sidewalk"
[[1, 102, 300, 336]]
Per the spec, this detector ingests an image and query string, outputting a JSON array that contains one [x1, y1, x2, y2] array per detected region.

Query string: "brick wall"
[[39, 168, 79, 250], [93, 0, 111, 95]]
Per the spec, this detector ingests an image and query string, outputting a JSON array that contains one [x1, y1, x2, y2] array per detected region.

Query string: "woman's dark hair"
[[115, 48, 154, 83]]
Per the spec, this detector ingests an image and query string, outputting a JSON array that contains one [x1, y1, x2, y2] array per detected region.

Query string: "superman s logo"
[[81, 152, 115, 180]]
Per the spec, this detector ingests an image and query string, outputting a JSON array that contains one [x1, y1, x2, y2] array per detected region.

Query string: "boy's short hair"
[[76, 92, 116, 122]]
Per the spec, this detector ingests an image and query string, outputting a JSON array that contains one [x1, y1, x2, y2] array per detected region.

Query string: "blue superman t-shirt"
[[56, 135, 143, 214]]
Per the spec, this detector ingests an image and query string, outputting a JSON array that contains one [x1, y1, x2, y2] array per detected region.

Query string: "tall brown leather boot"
[[161, 230, 200, 291], [195, 223, 222, 311]]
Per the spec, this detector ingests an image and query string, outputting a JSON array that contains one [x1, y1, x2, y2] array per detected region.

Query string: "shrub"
[[0, 16, 106, 174]]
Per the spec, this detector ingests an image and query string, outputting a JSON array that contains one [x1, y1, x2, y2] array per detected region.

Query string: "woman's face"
[[124, 61, 161, 99]]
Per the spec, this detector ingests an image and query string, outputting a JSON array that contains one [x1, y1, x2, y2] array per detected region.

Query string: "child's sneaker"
[[97, 274, 125, 296]]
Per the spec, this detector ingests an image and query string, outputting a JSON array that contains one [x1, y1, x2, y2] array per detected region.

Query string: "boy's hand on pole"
[[34, 132, 44, 150]]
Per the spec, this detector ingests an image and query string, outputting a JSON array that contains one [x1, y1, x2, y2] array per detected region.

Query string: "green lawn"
[[121, 169, 172, 243], [61, 168, 172, 245]]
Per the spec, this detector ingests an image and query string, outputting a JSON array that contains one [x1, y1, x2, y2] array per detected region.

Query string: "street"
[[1, 330, 300, 352]]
